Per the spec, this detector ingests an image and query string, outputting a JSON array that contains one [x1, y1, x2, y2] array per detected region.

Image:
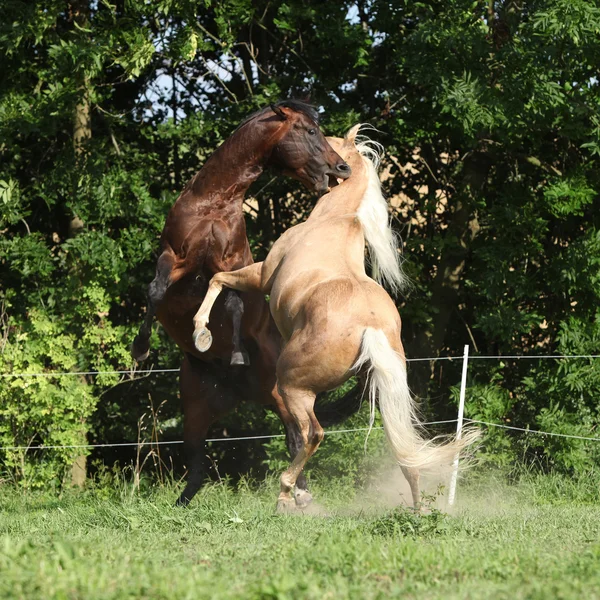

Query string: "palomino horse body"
[[192, 126, 479, 509], [132, 101, 351, 506]]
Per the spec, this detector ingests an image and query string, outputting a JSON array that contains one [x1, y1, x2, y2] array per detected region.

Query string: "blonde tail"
[[353, 328, 479, 471]]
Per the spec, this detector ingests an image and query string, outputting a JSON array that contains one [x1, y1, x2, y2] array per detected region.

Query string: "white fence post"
[[448, 344, 469, 506]]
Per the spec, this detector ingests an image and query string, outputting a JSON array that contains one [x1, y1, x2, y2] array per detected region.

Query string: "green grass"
[[1, 472, 600, 599]]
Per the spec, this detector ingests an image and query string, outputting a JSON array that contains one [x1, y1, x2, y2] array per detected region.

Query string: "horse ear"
[[271, 104, 287, 120], [344, 124, 361, 146]]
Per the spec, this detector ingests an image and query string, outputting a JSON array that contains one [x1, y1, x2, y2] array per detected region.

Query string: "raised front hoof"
[[294, 487, 313, 509], [230, 350, 250, 366], [193, 327, 213, 353], [131, 337, 150, 362]]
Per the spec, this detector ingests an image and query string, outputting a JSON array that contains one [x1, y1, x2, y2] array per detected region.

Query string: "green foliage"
[[455, 374, 517, 469], [367, 499, 448, 537], [0, 310, 94, 487], [543, 176, 596, 217]]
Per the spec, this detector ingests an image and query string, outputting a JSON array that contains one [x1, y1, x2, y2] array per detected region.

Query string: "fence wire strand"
[[469, 354, 600, 360], [4, 417, 598, 451], [1, 353, 599, 452], [465, 419, 600, 442], [1, 354, 598, 379], [0, 420, 459, 452]]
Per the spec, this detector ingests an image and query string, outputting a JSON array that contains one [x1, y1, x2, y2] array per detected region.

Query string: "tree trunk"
[[70, 0, 91, 488]]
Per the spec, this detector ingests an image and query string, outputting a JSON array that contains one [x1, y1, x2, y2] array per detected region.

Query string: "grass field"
[[1, 471, 600, 599]]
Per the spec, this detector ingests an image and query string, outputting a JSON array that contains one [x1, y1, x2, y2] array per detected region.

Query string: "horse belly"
[[268, 263, 335, 341]]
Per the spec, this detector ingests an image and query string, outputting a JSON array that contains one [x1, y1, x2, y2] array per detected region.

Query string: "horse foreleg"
[[132, 251, 176, 362], [192, 262, 264, 354]]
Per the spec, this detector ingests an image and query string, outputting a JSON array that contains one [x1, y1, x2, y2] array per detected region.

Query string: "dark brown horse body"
[[132, 101, 352, 505]]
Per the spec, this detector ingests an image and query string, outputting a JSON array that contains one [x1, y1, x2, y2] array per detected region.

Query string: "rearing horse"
[[132, 101, 351, 506], [192, 125, 479, 510]]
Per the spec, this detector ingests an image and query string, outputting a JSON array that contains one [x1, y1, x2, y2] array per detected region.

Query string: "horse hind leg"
[[132, 251, 175, 362], [401, 465, 421, 511], [224, 289, 250, 366], [176, 355, 240, 506], [277, 388, 323, 512], [281, 411, 312, 507]]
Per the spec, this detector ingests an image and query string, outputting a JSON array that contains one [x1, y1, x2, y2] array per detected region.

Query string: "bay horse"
[[132, 101, 352, 506], [191, 125, 479, 510]]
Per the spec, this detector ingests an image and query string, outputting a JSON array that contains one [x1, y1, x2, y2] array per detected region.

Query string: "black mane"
[[236, 99, 319, 130], [275, 99, 319, 124]]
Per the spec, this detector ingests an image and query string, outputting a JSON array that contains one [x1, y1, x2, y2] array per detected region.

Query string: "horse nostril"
[[336, 163, 351, 174]]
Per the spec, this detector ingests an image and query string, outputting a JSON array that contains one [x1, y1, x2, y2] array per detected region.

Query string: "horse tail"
[[353, 328, 479, 471]]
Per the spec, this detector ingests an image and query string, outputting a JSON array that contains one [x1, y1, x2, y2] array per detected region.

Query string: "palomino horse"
[[132, 101, 352, 506], [191, 125, 479, 510]]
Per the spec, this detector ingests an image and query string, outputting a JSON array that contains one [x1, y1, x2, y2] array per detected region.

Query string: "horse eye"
[[308, 128, 316, 136]]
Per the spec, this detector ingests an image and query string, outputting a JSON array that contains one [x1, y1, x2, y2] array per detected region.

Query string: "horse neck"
[[308, 158, 368, 221], [185, 122, 272, 208]]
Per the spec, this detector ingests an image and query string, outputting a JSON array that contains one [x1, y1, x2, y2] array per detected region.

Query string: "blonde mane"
[[355, 132, 407, 294]]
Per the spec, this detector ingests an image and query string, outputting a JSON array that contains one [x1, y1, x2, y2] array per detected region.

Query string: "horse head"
[[263, 100, 351, 193]]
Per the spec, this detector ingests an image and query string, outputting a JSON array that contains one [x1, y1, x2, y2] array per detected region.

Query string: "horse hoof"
[[193, 327, 213, 353], [294, 488, 313, 509], [230, 351, 250, 366], [131, 338, 150, 362], [276, 497, 295, 514]]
